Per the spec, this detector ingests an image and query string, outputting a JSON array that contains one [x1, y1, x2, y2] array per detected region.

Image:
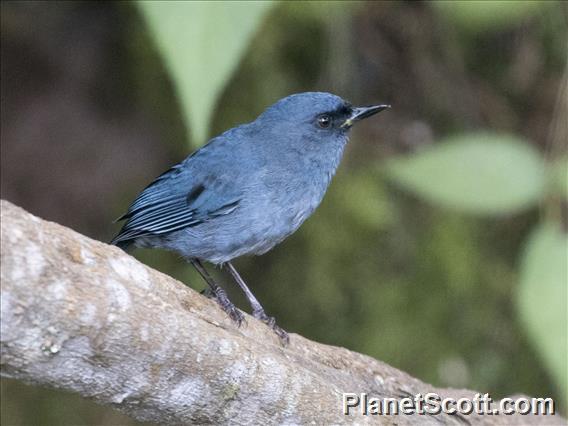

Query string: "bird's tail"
[[110, 237, 134, 252]]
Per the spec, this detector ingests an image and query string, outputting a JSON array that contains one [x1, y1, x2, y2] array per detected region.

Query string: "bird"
[[111, 92, 390, 343]]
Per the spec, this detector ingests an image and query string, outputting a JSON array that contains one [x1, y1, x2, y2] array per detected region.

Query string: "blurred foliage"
[[1, 0, 567, 424], [385, 133, 546, 215], [136, 1, 274, 145], [433, 0, 552, 32], [552, 157, 568, 197], [518, 222, 568, 402]]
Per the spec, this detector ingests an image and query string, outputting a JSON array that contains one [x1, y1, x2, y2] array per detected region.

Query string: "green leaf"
[[518, 222, 567, 400], [433, 1, 549, 32], [137, 1, 274, 146], [385, 133, 546, 215], [550, 157, 568, 199]]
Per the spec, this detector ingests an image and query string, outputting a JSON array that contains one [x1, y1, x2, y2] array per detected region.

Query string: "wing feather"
[[111, 164, 240, 246]]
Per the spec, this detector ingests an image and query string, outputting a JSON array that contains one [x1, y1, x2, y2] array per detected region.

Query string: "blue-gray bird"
[[111, 92, 389, 343]]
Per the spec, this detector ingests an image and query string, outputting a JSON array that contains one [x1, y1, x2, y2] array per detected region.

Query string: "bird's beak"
[[341, 104, 391, 129]]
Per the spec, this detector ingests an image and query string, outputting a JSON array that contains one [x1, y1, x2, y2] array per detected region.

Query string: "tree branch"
[[0, 200, 562, 425]]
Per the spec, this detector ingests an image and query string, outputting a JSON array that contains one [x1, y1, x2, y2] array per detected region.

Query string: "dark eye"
[[317, 114, 332, 129]]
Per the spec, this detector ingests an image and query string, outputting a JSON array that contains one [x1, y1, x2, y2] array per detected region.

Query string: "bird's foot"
[[211, 288, 245, 326], [253, 309, 289, 345]]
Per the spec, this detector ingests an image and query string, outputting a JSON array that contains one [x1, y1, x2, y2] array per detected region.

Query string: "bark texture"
[[0, 200, 563, 425]]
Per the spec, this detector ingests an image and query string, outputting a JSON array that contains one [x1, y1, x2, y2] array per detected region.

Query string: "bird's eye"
[[317, 114, 332, 129]]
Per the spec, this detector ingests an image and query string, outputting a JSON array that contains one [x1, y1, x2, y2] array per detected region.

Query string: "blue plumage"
[[111, 92, 389, 342]]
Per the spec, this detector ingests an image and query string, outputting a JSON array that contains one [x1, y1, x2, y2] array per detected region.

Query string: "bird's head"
[[257, 92, 390, 140]]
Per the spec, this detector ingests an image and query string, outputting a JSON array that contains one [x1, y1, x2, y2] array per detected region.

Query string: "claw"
[[272, 324, 289, 345], [226, 304, 245, 327], [211, 288, 245, 327], [253, 309, 289, 345]]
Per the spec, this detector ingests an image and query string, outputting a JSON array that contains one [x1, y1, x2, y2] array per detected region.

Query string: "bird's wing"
[[111, 164, 240, 245]]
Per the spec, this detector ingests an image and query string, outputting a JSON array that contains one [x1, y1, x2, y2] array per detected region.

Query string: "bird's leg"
[[191, 259, 245, 326], [225, 262, 289, 344]]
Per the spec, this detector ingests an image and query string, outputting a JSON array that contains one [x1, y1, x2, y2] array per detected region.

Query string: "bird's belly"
[[241, 194, 320, 256], [162, 195, 319, 264]]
